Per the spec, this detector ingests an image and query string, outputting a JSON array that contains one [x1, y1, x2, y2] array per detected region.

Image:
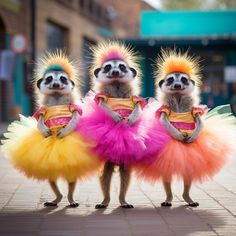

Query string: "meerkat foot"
[[188, 202, 199, 207], [44, 194, 63, 207], [120, 199, 134, 208], [68, 202, 79, 208], [95, 199, 110, 209], [182, 193, 199, 207], [95, 203, 108, 209], [121, 203, 134, 208], [161, 201, 172, 207]]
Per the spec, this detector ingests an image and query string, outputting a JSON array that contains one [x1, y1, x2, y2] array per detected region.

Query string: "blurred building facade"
[[128, 10, 236, 111], [0, 0, 153, 124]]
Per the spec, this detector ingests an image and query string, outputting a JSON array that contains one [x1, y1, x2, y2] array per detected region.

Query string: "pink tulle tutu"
[[135, 112, 235, 183], [76, 98, 168, 165]]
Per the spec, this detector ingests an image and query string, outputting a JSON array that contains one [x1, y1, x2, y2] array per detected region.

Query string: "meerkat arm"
[[99, 99, 122, 123], [127, 103, 142, 125], [37, 114, 51, 137], [160, 112, 185, 141], [57, 111, 80, 138], [185, 113, 203, 143]]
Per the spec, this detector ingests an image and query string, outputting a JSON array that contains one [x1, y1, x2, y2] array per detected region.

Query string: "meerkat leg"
[[182, 179, 199, 207], [44, 181, 63, 207], [161, 180, 173, 207], [67, 181, 79, 208], [95, 162, 114, 209], [119, 165, 133, 208]]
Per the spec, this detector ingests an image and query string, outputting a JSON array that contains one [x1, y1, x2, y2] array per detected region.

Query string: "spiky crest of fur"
[[155, 48, 202, 87], [33, 50, 80, 107], [90, 41, 142, 95]]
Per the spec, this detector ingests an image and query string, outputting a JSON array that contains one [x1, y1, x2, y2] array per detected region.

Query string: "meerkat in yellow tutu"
[[1, 50, 101, 207]]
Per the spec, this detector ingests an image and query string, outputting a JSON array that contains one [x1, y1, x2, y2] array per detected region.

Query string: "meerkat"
[[78, 41, 145, 208], [36, 67, 80, 207], [2, 51, 100, 207], [135, 49, 236, 207]]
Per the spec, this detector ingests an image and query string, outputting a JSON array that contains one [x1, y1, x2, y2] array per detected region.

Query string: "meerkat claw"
[[121, 204, 134, 208], [161, 201, 172, 207], [95, 204, 108, 209], [69, 202, 79, 208], [188, 202, 199, 207]]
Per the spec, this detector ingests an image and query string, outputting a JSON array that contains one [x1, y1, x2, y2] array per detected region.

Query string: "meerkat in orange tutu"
[[136, 49, 236, 207], [2, 51, 100, 207]]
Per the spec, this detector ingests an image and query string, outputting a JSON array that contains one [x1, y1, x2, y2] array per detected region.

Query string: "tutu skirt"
[[135, 108, 236, 183], [1, 115, 101, 182]]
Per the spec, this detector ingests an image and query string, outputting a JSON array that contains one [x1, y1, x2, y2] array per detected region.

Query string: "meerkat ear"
[[130, 68, 137, 78], [158, 80, 164, 87], [70, 80, 75, 87], [94, 68, 101, 78], [37, 78, 43, 88], [190, 79, 195, 85]]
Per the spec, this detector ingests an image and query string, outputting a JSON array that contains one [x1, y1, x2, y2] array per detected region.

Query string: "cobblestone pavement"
[[0, 150, 236, 236]]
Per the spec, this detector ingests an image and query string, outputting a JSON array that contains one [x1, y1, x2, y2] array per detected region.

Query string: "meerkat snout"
[[37, 70, 75, 95], [159, 72, 195, 95], [94, 59, 137, 84]]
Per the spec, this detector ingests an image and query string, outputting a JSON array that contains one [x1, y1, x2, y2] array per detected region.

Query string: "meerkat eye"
[[181, 76, 189, 85], [166, 77, 174, 85], [60, 76, 68, 84], [45, 76, 53, 84], [103, 64, 112, 73], [119, 64, 127, 72]]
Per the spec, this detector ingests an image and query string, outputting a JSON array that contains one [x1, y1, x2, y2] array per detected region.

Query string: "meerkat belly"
[[44, 105, 72, 135], [106, 97, 135, 119], [168, 111, 196, 137]]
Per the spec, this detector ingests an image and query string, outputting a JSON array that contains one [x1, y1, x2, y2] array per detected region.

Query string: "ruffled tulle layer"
[[1, 115, 101, 182], [135, 109, 236, 183]]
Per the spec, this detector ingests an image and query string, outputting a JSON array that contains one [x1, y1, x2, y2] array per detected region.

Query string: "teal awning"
[[141, 10, 236, 38]]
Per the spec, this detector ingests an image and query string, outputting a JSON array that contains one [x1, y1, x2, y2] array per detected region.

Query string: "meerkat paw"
[[69, 202, 79, 208], [121, 203, 134, 208], [182, 193, 199, 207], [95, 203, 108, 209], [188, 202, 199, 207], [161, 201, 172, 207], [57, 128, 70, 138]]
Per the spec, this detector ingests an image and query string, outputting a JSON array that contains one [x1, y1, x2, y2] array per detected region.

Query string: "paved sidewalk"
[[0, 150, 236, 236]]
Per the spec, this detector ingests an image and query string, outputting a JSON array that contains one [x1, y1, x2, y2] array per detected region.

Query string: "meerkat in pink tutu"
[[135, 49, 236, 207], [77, 41, 147, 208]]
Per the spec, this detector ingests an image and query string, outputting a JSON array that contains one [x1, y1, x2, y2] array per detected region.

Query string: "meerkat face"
[[37, 70, 75, 95], [94, 59, 137, 84], [158, 72, 195, 95]]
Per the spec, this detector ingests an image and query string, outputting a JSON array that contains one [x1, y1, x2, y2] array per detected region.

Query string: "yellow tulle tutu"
[[1, 115, 101, 182]]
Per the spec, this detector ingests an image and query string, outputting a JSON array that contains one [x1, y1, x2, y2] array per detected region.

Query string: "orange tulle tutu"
[[136, 112, 236, 183]]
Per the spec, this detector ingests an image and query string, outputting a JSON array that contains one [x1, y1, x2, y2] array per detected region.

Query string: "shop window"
[[47, 21, 69, 51]]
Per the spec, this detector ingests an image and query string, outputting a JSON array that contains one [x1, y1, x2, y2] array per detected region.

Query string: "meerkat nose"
[[52, 83, 60, 88], [111, 70, 120, 77], [174, 84, 182, 89]]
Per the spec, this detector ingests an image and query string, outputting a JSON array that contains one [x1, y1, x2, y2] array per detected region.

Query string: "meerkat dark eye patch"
[[181, 76, 189, 85], [60, 76, 68, 84], [103, 64, 112, 73], [37, 78, 43, 88], [94, 68, 101, 78], [130, 68, 137, 77], [166, 77, 174, 85], [159, 80, 164, 87], [45, 76, 53, 84], [119, 64, 127, 72]]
